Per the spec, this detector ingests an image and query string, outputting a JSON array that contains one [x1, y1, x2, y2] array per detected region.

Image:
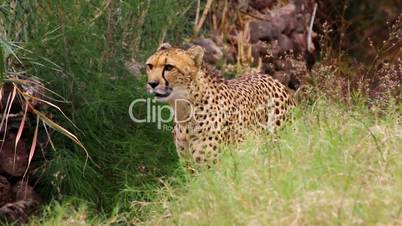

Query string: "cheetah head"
[[145, 43, 204, 102]]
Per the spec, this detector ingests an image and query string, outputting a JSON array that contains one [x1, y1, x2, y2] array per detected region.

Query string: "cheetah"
[[145, 43, 296, 165]]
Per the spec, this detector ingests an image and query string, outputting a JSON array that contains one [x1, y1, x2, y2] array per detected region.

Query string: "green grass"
[[1, 1, 401, 225], [1, 0, 194, 221], [24, 0, 196, 214], [27, 99, 402, 225]]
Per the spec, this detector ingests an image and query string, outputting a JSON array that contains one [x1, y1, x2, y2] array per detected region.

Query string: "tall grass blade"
[[30, 107, 88, 157], [0, 43, 4, 81], [0, 85, 16, 151], [42, 121, 55, 151], [15, 101, 28, 150], [20, 90, 79, 130], [23, 115, 39, 179], [0, 37, 22, 65]]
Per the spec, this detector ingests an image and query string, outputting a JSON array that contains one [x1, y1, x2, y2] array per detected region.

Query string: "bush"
[[1, 0, 196, 221]]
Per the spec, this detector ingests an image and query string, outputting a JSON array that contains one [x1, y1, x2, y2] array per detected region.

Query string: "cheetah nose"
[[148, 80, 159, 89]]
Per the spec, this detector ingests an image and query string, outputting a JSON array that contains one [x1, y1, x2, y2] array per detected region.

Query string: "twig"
[[194, 0, 200, 27], [238, 9, 272, 21], [307, 3, 318, 53], [193, 0, 214, 37]]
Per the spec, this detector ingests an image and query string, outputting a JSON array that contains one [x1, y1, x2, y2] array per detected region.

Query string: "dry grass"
[[141, 99, 402, 226], [305, 14, 402, 107]]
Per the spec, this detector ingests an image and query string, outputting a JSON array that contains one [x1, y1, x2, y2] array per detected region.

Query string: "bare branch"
[[193, 0, 214, 37]]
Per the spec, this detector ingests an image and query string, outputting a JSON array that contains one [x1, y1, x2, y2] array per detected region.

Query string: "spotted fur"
[[145, 44, 296, 165]]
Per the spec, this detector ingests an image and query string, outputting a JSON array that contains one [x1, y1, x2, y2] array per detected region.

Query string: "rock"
[[0, 134, 29, 177], [0, 176, 11, 206], [273, 71, 291, 85], [278, 34, 294, 54], [195, 0, 317, 91], [271, 16, 288, 34], [283, 17, 297, 35], [248, 17, 288, 44], [294, 14, 306, 33], [0, 199, 37, 223], [192, 38, 223, 65], [291, 32, 307, 53], [271, 2, 296, 17], [0, 181, 41, 224], [248, 20, 282, 43], [13, 181, 41, 203], [251, 41, 269, 62], [283, 14, 306, 35], [249, 0, 276, 11]]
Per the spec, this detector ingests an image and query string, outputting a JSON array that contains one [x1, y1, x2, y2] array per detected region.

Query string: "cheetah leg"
[[189, 137, 220, 166]]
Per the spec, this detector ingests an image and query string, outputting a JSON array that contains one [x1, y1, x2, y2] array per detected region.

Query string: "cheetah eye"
[[146, 64, 153, 70], [164, 64, 175, 71]]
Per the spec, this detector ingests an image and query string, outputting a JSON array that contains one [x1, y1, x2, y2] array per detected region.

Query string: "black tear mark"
[[162, 55, 170, 87]]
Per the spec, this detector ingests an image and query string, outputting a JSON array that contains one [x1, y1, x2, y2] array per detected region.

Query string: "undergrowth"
[[1, 0, 195, 221], [26, 99, 402, 225], [29, 0, 196, 216]]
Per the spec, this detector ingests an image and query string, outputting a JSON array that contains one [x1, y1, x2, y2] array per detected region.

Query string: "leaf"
[[30, 107, 89, 158], [15, 102, 28, 150], [23, 115, 39, 179], [21, 90, 80, 130], [42, 121, 55, 151]]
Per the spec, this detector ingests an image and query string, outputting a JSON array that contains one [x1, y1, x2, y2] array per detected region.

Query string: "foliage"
[[27, 99, 402, 225], [1, 0, 196, 221]]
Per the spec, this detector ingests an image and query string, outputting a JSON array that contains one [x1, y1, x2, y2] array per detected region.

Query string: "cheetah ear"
[[187, 45, 204, 67], [157, 42, 172, 51]]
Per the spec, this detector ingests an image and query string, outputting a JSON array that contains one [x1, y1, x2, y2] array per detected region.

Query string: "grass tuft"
[[26, 99, 402, 225]]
